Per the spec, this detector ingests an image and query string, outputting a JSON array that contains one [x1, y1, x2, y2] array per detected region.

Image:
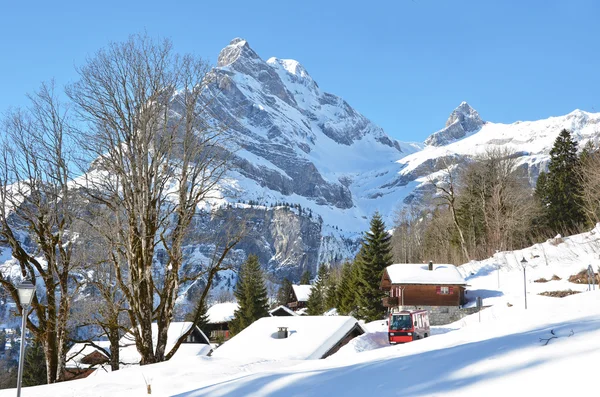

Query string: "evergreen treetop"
[[355, 212, 393, 322], [542, 129, 586, 232], [307, 264, 329, 315], [300, 269, 311, 284], [276, 278, 293, 307], [229, 255, 269, 335]]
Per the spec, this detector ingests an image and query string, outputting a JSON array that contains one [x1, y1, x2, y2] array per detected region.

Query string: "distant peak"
[[425, 102, 485, 146], [445, 102, 483, 128], [229, 37, 246, 46], [217, 38, 260, 67]]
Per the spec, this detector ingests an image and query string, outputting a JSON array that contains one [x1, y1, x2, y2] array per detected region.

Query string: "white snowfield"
[[3, 227, 600, 396]]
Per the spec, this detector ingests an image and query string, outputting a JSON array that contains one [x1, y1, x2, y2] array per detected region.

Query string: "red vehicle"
[[388, 310, 430, 344]]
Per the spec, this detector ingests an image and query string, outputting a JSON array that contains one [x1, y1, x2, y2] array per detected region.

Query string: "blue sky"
[[1, 0, 599, 142]]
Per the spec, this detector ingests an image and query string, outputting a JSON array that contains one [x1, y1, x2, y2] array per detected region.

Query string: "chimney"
[[428, 261, 433, 271], [277, 327, 288, 339]]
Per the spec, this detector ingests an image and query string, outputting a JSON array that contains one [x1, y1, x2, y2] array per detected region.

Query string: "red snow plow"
[[388, 309, 430, 344]]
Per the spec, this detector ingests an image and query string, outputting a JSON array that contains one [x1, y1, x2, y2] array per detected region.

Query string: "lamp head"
[[520, 257, 528, 267], [17, 280, 36, 307]]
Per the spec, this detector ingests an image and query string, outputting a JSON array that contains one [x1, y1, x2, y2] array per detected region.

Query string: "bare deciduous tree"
[[579, 144, 600, 224], [430, 162, 471, 261], [67, 34, 238, 364], [0, 82, 79, 383]]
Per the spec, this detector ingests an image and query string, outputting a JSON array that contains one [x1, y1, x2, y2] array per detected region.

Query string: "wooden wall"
[[385, 284, 465, 306]]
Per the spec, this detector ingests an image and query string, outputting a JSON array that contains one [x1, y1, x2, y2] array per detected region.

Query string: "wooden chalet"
[[64, 341, 111, 380], [380, 262, 468, 308], [206, 302, 238, 342], [288, 284, 312, 311]]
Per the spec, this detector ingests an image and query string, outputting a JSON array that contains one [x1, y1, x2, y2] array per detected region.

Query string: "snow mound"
[[331, 331, 389, 358]]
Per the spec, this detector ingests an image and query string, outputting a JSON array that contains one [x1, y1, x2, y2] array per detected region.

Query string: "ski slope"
[[2, 227, 599, 396]]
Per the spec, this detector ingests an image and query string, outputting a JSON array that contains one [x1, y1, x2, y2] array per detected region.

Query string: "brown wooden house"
[[206, 302, 238, 342], [380, 262, 468, 324]]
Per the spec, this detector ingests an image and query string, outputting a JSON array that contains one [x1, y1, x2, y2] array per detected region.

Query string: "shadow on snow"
[[174, 316, 600, 397]]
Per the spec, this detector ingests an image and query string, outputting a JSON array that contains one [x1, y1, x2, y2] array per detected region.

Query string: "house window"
[[436, 286, 453, 295]]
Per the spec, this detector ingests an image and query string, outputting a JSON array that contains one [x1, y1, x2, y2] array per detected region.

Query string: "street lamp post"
[[520, 257, 528, 310], [16, 280, 36, 397]]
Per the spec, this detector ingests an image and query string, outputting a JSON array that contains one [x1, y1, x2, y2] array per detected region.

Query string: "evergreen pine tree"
[[336, 261, 355, 315], [306, 265, 328, 315], [276, 278, 293, 307], [229, 255, 269, 335], [355, 212, 393, 322], [543, 129, 586, 232], [300, 269, 311, 284], [22, 338, 47, 387], [324, 272, 339, 311], [198, 300, 210, 331]]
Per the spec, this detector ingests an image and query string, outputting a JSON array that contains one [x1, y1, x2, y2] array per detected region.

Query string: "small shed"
[[212, 316, 366, 360], [380, 262, 468, 325], [288, 285, 312, 311]]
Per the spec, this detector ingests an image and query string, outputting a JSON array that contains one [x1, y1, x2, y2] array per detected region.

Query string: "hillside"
[[3, 226, 599, 396]]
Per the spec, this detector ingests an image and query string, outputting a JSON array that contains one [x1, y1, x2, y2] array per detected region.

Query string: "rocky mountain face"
[[175, 38, 600, 284]]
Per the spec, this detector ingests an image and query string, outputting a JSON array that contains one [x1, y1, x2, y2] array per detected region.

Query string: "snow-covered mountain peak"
[[217, 37, 259, 67], [445, 102, 482, 127], [425, 102, 485, 147], [267, 58, 309, 78], [266, 57, 319, 97]]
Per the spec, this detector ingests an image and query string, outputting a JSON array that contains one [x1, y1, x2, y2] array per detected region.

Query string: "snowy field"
[[3, 227, 600, 396]]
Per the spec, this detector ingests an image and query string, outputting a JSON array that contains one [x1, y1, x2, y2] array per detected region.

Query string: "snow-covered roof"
[[212, 316, 366, 360], [206, 302, 239, 324], [385, 263, 467, 285], [66, 341, 110, 369], [269, 305, 298, 316], [292, 285, 312, 302], [119, 322, 211, 365]]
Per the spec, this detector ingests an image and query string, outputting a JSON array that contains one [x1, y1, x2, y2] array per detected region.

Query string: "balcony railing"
[[210, 330, 230, 342]]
